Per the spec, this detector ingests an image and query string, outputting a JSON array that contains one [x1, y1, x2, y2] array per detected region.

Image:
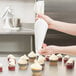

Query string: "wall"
[[0, 0, 35, 23]]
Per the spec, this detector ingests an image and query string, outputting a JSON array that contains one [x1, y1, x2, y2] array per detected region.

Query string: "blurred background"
[[44, 0, 76, 46]]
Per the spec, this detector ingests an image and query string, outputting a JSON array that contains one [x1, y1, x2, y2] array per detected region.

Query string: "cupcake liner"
[[0, 68, 2, 72], [19, 66, 27, 70], [58, 58, 62, 61], [49, 61, 57, 66], [18, 64, 27, 70], [8, 66, 15, 71], [29, 57, 36, 62]]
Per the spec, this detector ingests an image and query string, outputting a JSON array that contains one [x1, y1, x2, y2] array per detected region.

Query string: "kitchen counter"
[[0, 56, 76, 76], [0, 27, 34, 35], [0, 23, 34, 35]]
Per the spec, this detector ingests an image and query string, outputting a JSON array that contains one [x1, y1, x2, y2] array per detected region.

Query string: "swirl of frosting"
[[9, 62, 15, 67], [31, 62, 42, 70], [64, 55, 70, 59], [49, 54, 58, 61], [57, 54, 62, 58], [7, 54, 15, 59], [0, 63, 2, 67], [38, 55, 45, 64], [9, 59, 15, 62], [66, 58, 74, 64], [28, 51, 36, 57], [18, 59, 27, 64], [20, 54, 29, 60]]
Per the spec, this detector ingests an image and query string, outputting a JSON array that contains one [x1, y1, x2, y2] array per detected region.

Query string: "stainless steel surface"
[[0, 57, 76, 76], [45, 0, 76, 23]]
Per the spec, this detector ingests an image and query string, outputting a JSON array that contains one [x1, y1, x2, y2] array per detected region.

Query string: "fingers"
[[38, 45, 58, 56], [37, 14, 46, 20], [39, 50, 50, 55], [42, 43, 47, 48]]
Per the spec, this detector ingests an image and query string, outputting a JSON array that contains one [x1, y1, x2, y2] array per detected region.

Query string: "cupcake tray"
[[0, 57, 76, 76]]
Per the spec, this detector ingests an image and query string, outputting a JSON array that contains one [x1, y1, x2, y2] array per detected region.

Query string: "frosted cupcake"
[[64, 55, 70, 63], [49, 54, 58, 66], [0, 63, 3, 72], [57, 54, 63, 61], [8, 62, 15, 71], [28, 51, 36, 62], [66, 58, 75, 69], [18, 58, 28, 70], [31, 62, 42, 76], [38, 55, 45, 70]]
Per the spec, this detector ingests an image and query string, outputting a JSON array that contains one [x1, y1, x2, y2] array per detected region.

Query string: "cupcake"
[[7, 54, 16, 62], [0, 63, 3, 72], [66, 58, 75, 69], [64, 55, 70, 63], [49, 54, 58, 66], [31, 62, 42, 76], [57, 54, 63, 61], [28, 51, 36, 62], [45, 55, 50, 61], [18, 58, 28, 70], [37, 55, 45, 70], [8, 62, 15, 71]]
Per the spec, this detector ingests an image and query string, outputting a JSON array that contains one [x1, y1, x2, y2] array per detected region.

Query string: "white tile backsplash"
[[0, 0, 35, 23]]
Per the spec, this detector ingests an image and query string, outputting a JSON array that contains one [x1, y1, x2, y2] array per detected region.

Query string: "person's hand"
[[36, 14, 54, 28], [39, 45, 59, 55], [42, 43, 47, 48]]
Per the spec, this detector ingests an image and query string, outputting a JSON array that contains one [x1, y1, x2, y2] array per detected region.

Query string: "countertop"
[[0, 57, 76, 76], [0, 27, 34, 35], [0, 23, 34, 35]]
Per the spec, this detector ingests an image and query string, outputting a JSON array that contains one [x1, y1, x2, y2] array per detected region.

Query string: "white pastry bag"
[[34, 18, 48, 55]]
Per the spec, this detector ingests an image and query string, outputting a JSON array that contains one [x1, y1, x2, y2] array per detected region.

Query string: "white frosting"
[[28, 51, 36, 57], [38, 55, 45, 64], [7, 54, 15, 59], [31, 62, 42, 70], [20, 54, 29, 60], [64, 55, 70, 59], [23, 54, 29, 60], [18, 59, 27, 64], [49, 54, 58, 61], [9, 59, 15, 62], [57, 54, 62, 58], [66, 58, 74, 64], [9, 62, 15, 67], [0, 63, 2, 67]]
